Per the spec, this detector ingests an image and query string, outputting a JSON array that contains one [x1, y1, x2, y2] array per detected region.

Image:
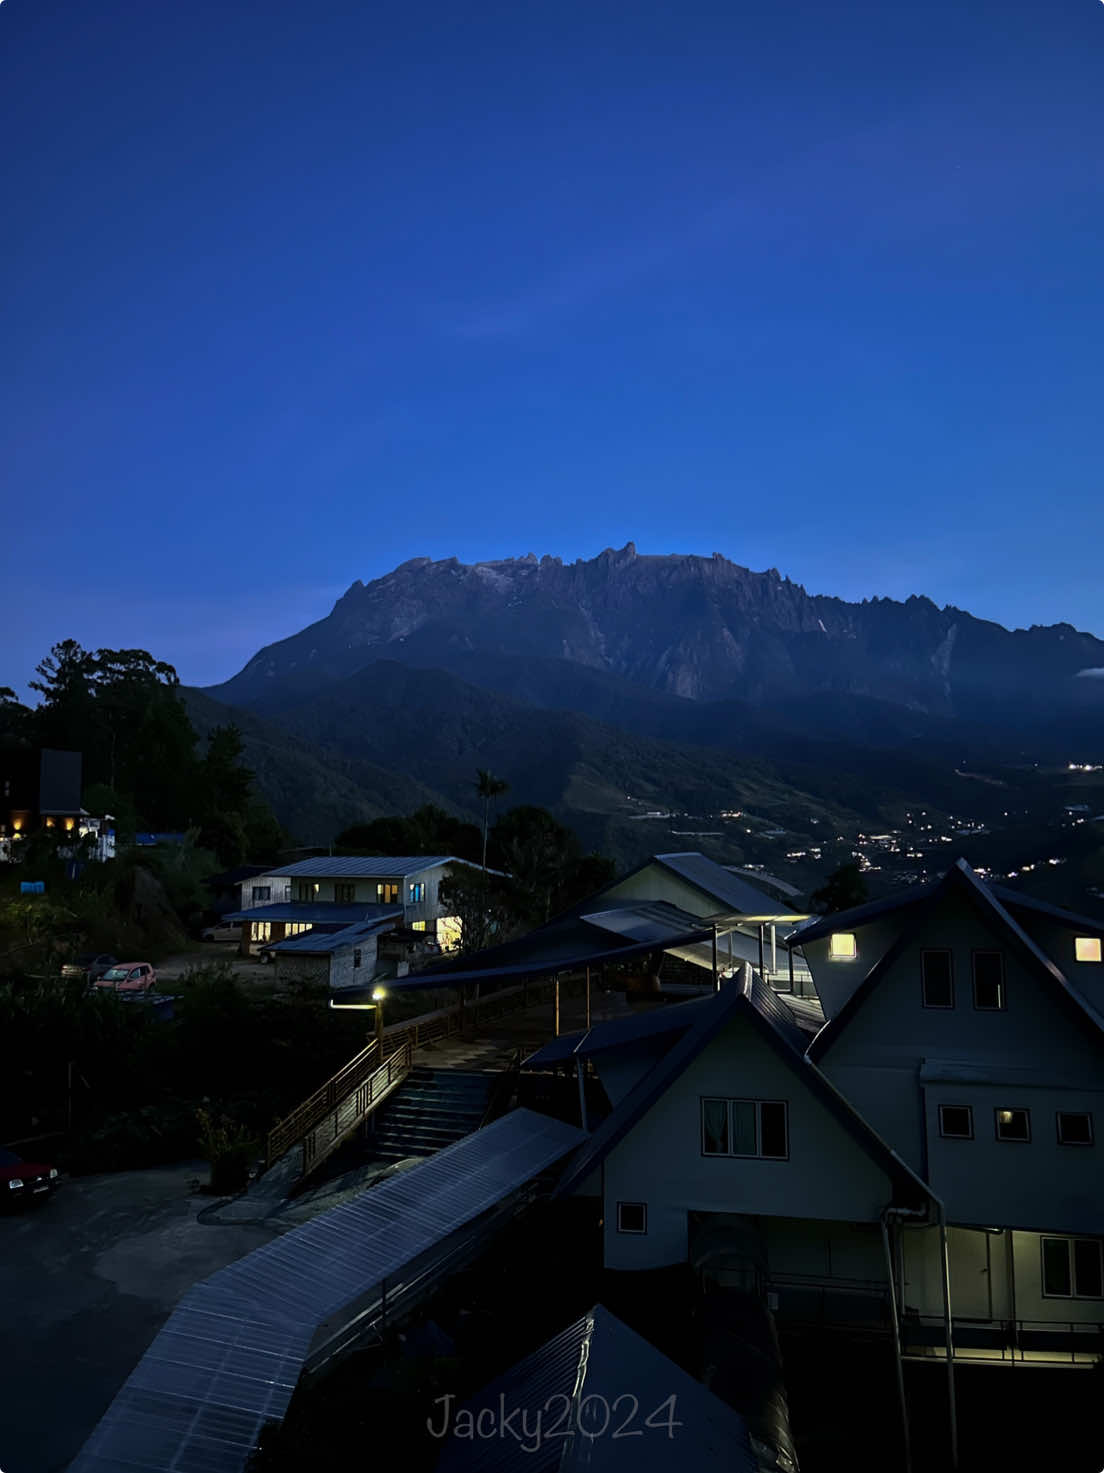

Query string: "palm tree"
[[475, 769, 509, 871]]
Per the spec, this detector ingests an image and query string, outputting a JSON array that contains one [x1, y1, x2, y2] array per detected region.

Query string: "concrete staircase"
[[365, 1066, 497, 1163]]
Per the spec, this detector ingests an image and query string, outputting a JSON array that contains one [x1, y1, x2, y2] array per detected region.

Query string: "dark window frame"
[[994, 1106, 1031, 1143], [921, 949, 955, 1009], [699, 1097, 790, 1161], [1041, 1237, 1104, 1300], [616, 1201, 647, 1235], [938, 1104, 974, 1140], [1056, 1111, 1094, 1147], [971, 950, 1006, 1011]]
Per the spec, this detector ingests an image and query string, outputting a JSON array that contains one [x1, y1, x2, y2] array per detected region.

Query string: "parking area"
[[0, 1164, 274, 1473]]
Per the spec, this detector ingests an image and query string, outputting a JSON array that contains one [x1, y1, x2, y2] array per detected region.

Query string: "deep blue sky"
[[4, 0, 1103, 693]]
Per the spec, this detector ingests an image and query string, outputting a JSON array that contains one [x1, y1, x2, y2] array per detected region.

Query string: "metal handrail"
[[301, 1039, 414, 1175], [266, 1038, 382, 1166]]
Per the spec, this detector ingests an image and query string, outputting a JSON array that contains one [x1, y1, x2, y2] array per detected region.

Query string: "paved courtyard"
[[0, 1164, 273, 1473]]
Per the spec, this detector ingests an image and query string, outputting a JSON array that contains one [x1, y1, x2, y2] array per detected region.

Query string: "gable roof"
[[784, 880, 937, 946], [264, 916, 402, 955], [265, 855, 459, 879], [990, 885, 1104, 935], [806, 860, 1104, 1063], [555, 964, 930, 1205], [524, 995, 710, 1066], [650, 852, 808, 919], [435, 1304, 754, 1473]]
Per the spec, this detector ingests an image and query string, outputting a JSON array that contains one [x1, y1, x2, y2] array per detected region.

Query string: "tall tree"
[[809, 862, 869, 915], [475, 769, 509, 871]]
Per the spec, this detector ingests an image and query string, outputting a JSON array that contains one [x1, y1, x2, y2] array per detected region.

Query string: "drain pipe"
[[881, 1205, 929, 1473], [936, 1197, 959, 1469]]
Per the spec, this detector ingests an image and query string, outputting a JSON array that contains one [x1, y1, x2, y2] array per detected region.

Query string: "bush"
[[196, 1106, 258, 1195]]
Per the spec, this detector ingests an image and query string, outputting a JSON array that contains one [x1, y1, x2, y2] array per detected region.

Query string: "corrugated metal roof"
[[69, 1110, 586, 1473], [653, 852, 806, 918], [991, 885, 1104, 934], [580, 900, 711, 944], [783, 881, 936, 945], [525, 997, 710, 1066], [224, 902, 396, 924], [435, 1304, 755, 1473], [266, 855, 456, 879], [265, 916, 402, 955]]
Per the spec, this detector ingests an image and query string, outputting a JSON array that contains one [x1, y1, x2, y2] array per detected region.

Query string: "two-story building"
[[227, 855, 483, 983], [534, 859, 1103, 1428]]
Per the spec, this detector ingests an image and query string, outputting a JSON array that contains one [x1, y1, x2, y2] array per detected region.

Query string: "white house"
[[228, 855, 477, 957], [541, 859, 1104, 1384]]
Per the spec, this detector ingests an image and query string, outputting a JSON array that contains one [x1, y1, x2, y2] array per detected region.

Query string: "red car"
[[94, 961, 158, 996], [0, 1147, 59, 1206]]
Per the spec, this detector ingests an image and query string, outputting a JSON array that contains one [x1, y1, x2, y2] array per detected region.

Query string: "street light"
[[328, 985, 387, 1052]]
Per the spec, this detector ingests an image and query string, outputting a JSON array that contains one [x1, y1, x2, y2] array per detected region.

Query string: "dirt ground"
[[154, 942, 274, 987]]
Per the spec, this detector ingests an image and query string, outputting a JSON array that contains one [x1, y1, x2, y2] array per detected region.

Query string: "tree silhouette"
[[475, 769, 509, 871], [809, 862, 869, 915]]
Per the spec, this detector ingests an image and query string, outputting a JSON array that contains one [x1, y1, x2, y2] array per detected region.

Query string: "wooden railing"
[[266, 1038, 385, 1167], [301, 1040, 413, 1176]]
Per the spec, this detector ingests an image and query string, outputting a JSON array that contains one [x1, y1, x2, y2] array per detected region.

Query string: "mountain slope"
[[209, 545, 1104, 735]]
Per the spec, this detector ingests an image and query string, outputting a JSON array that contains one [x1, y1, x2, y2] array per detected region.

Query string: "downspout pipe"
[[880, 1207, 914, 1473], [887, 1195, 957, 1470]]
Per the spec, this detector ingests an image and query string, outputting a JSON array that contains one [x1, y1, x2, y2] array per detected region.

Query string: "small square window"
[[939, 1105, 974, 1139], [702, 1097, 729, 1155], [922, 950, 954, 1009], [1057, 1112, 1094, 1147], [1042, 1238, 1104, 1299], [1075, 937, 1102, 963], [972, 951, 1005, 1010], [617, 1201, 647, 1234], [828, 933, 857, 961], [995, 1107, 1030, 1143]]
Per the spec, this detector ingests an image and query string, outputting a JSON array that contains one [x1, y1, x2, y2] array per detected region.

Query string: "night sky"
[[4, 0, 1103, 691]]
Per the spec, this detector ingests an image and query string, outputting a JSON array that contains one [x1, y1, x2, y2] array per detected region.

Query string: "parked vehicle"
[[94, 961, 157, 995], [0, 1147, 59, 1206], [200, 920, 243, 943], [61, 952, 117, 982]]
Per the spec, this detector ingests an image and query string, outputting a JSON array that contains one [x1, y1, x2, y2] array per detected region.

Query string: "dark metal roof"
[[652, 852, 807, 918], [435, 1304, 755, 1473], [387, 922, 717, 992], [266, 855, 483, 879], [784, 880, 937, 946], [69, 1110, 586, 1473], [265, 917, 401, 955], [524, 996, 711, 1066], [990, 885, 1104, 934], [555, 966, 930, 1205], [580, 899, 711, 944], [224, 902, 400, 924], [807, 861, 1104, 1063]]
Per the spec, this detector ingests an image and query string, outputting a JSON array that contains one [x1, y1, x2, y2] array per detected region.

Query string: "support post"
[[758, 925, 765, 979], [585, 966, 591, 1029], [881, 1214, 912, 1473], [788, 946, 795, 993], [576, 1058, 589, 1131], [938, 1212, 959, 1468], [770, 923, 777, 974], [711, 925, 719, 992], [554, 974, 560, 1037]]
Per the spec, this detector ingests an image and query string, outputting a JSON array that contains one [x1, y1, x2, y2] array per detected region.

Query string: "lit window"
[[377, 882, 400, 904], [939, 1105, 973, 1140], [972, 951, 1005, 1010], [701, 1098, 788, 1159], [1057, 1112, 1094, 1147], [828, 933, 857, 961], [409, 882, 425, 903], [995, 1107, 1030, 1143], [253, 921, 271, 942], [1075, 937, 1102, 963], [922, 950, 955, 1009], [616, 1201, 647, 1234], [412, 920, 426, 932], [1042, 1238, 1103, 1299]]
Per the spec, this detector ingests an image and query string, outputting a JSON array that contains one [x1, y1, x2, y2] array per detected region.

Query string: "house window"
[[1042, 1238, 1104, 1299], [334, 883, 355, 904], [972, 951, 1005, 1010], [616, 1201, 647, 1234], [995, 1107, 1030, 1143], [921, 950, 955, 1009], [828, 933, 857, 961], [377, 882, 400, 904], [1057, 1112, 1094, 1147], [939, 1105, 974, 1140], [296, 882, 318, 902], [284, 923, 311, 937], [353, 948, 362, 970], [252, 921, 272, 942], [1074, 937, 1102, 963], [701, 1098, 788, 1160], [412, 920, 426, 932], [408, 881, 426, 903], [251, 885, 271, 904]]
